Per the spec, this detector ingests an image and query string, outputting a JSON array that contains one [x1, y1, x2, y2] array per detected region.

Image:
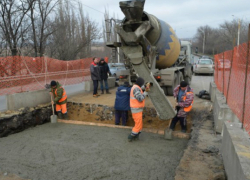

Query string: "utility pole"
[[200, 29, 205, 54], [232, 15, 241, 46], [237, 19, 241, 46]]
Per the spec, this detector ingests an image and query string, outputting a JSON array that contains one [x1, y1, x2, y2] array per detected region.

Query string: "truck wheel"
[[178, 72, 183, 83], [166, 73, 178, 96], [185, 76, 192, 85], [166, 87, 173, 96], [161, 87, 168, 96]]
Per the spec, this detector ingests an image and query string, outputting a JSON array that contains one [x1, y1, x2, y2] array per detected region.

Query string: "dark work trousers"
[[115, 110, 128, 126], [169, 107, 187, 132], [100, 79, 108, 91], [93, 80, 99, 95]]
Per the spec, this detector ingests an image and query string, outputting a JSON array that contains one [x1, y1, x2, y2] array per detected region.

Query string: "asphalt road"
[[191, 74, 214, 94]]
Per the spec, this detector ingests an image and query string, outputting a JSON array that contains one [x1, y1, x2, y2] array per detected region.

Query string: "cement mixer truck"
[[106, 0, 193, 120]]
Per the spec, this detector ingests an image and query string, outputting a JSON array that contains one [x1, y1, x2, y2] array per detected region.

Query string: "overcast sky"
[[79, 0, 250, 39]]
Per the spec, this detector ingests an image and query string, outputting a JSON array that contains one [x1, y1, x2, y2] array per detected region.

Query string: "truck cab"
[[178, 41, 194, 65]]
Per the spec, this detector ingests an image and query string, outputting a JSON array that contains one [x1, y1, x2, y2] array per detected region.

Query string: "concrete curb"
[[57, 119, 190, 139], [222, 122, 250, 180]]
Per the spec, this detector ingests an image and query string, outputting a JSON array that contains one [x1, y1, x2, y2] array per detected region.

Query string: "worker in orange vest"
[[128, 77, 150, 142], [50, 80, 68, 119], [170, 81, 194, 133]]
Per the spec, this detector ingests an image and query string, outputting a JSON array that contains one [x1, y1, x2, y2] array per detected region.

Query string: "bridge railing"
[[0, 56, 95, 95]]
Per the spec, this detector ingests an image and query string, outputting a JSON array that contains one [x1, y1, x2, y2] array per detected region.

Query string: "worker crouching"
[[128, 77, 149, 142], [50, 80, 68, 120]]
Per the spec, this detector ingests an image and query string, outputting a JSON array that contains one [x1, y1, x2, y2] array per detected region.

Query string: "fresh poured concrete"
[[0, 123, 188, 180]]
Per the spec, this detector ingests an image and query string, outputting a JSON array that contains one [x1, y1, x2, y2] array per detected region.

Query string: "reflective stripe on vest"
[[130, 85, 145, 109], [55, 87, 67, 102], [183, 92, 193, 112]]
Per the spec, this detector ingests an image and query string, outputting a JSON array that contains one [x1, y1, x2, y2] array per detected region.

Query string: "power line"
[[81, 3, 105, 14]]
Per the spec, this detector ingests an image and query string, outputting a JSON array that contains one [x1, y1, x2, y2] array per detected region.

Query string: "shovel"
[[50, 94, 57, 123], [164, 101, 177, 140], [164, 118, 173, 140]]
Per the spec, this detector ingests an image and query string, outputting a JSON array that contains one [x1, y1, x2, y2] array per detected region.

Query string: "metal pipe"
[[241, 24, 250, 129], [226, 38, 236, 103], [237, 19, 241, 46]]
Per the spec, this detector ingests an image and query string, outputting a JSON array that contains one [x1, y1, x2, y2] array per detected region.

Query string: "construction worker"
[[114, 82, 131, 126], [90, 57, 101, 97], [170, 81, 194, 133], [50, 80, 68, 119], [128, 77, 150, 142]]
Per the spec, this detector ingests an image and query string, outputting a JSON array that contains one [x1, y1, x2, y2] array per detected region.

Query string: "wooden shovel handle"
[[51, 94, 55, 115]]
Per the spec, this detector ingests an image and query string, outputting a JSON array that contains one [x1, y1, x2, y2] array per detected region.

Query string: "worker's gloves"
[[145, 82, 151, 92], [45, 84, 51, 89], [145, 87, 150, 92]]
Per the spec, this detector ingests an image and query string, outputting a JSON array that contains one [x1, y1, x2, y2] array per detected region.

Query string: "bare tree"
[[49, 1, 101, 60], [26, 0, 59, 57], [0, 0, 33, 56], [193, 19, 250, 55]]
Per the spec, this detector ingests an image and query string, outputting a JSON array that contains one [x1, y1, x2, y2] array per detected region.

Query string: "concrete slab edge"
[[58, 119, 190, 139]]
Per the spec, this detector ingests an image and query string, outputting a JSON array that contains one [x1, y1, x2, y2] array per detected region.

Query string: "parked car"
[[193, 59, 214, 75], [218, 59, 231, 70], [200, 55, 213, 59], [108, 63, 126, 80]]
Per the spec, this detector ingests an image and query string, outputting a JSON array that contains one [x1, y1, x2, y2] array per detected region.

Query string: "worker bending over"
[[170, 81, 194, 133], [50, 80, 68, 120]]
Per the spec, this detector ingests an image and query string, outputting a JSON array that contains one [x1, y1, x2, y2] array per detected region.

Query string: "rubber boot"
[[128, 134, 136, 142], [57, 112, 63, 119], [101, 90, 104, 94], [106, 89, 111, 94], [134, 132, 141, 140], [63, 113, 69, 120]]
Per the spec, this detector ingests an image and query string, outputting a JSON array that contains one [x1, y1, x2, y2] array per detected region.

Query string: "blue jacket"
[[114, 85, 131, 111]]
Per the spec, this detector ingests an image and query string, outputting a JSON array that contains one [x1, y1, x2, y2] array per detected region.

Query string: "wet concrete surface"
[[0, 123, 188, 180]]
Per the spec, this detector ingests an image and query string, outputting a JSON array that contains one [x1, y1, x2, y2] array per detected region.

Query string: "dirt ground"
[[67, 88, 192, 133], [175, 99, 226, 180]]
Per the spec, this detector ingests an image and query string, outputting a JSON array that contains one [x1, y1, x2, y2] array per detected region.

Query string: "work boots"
[[128, 134, 136, 142], [134, 132, 141, 140], [106, 90, 111, 94], [63, 113, 69, 120], [57, 112, 63, 119]]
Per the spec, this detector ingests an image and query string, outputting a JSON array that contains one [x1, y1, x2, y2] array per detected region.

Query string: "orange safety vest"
[[130, 85, 145, 109], [55, 87, 67, 102], [183, 92, 193, 112]]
